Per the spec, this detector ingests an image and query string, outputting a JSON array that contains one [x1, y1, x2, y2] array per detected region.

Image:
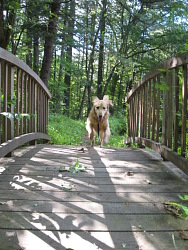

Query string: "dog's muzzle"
[[98, 115, 103, 121]]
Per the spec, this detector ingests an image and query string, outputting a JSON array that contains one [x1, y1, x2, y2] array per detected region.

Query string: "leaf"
[[138, 225, 143, 229], [21, 113, 30, 120], [59, 166, 66, 172], [125, 171, 132, 176], [122, 243, 126, 248], [145, 180, 152, 184], [179, 195, 188, 201], [0, 112, 14, 120], [15, 113, 22, 121], [180, 231, 188, 240], [69, 159, 86, 173], [61, 184, 76, 191]]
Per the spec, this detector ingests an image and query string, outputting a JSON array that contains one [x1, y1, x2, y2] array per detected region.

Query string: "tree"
[[97, 0, 107, 99], [0, 0, 20, 49], [40, 0, 61, 87], [63, 0, 75, 114]]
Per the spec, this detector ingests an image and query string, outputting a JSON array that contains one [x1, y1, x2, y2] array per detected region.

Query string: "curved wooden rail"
[[0, 48, 51, 157], [125, 52, 188, 174]]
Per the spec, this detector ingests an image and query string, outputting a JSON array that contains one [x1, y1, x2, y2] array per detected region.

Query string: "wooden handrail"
[[125, 52, 188, 174], [0, 47, 51, 157]]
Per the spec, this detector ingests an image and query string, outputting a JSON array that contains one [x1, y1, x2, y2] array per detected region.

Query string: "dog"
[[86, 95, 113, 147]]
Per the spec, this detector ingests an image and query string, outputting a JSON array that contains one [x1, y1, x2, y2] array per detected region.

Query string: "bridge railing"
[[125, 52, 188, 174], [0, 47, 51, 157]]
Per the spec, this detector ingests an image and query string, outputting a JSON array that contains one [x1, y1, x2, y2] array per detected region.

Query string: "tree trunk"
[[33, 35, 39, 74], [97, 0, 107, 99], [40, 0, 61, 87], [102, 61, 120, 96], [0, 0, 19, 49], [64, 0, 75, 115]]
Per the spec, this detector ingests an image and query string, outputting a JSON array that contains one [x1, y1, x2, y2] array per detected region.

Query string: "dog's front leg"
[[90, 130, 95, 147], [99, 131, 104, 147]]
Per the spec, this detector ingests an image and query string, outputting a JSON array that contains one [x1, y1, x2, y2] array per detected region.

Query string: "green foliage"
[[0, 112, 31, 121], [48, 114, 85, 145], [167, 195, 188, 220], [109, 114, 127, 136], [69, 159, 86, 173], [48, 114, 127, 148]]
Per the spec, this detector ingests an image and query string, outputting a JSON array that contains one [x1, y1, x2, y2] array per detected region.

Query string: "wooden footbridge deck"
[[0, 144, 188, 250]]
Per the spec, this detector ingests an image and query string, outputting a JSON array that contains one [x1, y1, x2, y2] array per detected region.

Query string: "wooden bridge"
[[0, 48, 188, 249]]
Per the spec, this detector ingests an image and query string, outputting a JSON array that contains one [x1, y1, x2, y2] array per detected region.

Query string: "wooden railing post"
[[6, 64, 14, 156], [148, 80, 151, 139], [167, 71, 173, 149], [156, 75, 160, 142], [174, 67, 179, 152], [0, 62, 1, 144], [181, 64, 187, 157], [162, 72, 168, 147]]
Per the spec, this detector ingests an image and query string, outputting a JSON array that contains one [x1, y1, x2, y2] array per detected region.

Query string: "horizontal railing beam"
[[0, 133, 50, 158]]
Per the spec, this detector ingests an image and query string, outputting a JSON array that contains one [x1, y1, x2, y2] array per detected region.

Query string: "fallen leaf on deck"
[[78, 147, 85, 153], [61, 184, 76, 191], [125, 171, 133, 176], [59, 166, 67, 172], [163, 202, 181, 217], [33, 203, 38, 207], [122, 243, 126, 248], [145, 180, 152, 184], [69, 159, 87, 173], [180, 231, 188, 240]]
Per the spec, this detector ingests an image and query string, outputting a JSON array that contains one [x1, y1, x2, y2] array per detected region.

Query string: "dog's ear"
[[93, 96, 99, 104], [103, 95, 109, 101], [103, 95, 113, 107], [108, 99, 113, 106]]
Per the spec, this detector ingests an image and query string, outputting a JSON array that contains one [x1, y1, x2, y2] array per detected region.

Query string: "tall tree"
[[97, 0, 107, 99], [0, 0, 20, 49], [63, 0, 75, 114], [40, 0, 61, 87]]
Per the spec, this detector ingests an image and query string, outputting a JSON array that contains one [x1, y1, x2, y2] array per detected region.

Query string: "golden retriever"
[[86, 95, 113, 147]]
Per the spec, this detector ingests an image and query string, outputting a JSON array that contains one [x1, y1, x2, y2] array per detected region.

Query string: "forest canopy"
[[1, 0, 188, 118]]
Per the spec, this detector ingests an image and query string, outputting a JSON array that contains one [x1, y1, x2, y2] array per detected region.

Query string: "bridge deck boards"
[[0, 145, 188, 250]]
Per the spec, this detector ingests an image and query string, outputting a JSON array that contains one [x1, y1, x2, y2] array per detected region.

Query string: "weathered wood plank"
[[0, 174, 184, 186], [0, 200, 166, 214], [0, 229, 187, 250], [0, 190, 185, 203], [1, 211, 188, 231]]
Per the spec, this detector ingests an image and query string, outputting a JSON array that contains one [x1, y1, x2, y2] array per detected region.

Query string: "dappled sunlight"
[[0, 166, 6, 174], [1, 145, 188, 249], [16, 230, 57, 250], [9, 182, 28, 190]]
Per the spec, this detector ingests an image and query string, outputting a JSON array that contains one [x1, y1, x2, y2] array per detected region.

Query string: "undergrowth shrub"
[[48, 114, 85, 145], [48, 114, 127, 147]]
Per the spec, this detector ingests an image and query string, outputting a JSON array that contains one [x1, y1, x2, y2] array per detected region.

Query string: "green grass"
[[48, 114, 127, 147], [48, 114, 85, 145]]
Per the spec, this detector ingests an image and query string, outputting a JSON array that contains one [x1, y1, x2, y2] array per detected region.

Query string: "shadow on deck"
[[0, 144, 188, 250]]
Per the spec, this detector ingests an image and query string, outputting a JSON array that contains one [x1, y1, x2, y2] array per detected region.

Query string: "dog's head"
[[93, 95, 113, 121]]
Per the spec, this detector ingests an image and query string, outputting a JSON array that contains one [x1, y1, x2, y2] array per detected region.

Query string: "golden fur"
[[86, 95, 113, 147]]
